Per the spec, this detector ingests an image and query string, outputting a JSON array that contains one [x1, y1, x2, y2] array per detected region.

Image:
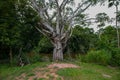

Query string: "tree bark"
[[53, 37, 63, 61], [115, 5, 120, 48]]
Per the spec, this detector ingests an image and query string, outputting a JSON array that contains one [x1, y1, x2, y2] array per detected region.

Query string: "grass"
[[57, 62, 120, 80], [0, 61, 120, 80], [0, 62, 50, 80], [27, 73, 35, 77]]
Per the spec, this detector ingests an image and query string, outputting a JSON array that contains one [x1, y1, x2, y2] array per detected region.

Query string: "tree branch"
[[60, 0, 69, 10], [30, 0, 54, 33], [73, 1, 88, 16], [68, 2, 92, 22], [55, 0, 59, 8]]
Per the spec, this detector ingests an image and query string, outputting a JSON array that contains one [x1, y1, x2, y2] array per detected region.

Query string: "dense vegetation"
[[0, 0, 120, 66]]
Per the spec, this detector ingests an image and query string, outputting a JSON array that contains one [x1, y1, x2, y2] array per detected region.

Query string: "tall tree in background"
[[29, 0, 104, 61], [108, 0, 120, 48], [95, 13, 110, 40]]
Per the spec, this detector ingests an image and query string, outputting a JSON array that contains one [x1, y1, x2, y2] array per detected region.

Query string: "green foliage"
[[108, 0, 120, 7], [0, 0, 41, 63], [76, 54, 86, 62], [38, 36, 53, 53], [0, 0, 119, 69], [82, 50, 111, 65], [0, 0, 21, 46], [68, 25, 97, 53], [12, 51, 42, 65], [96, 13, 109, 28], [110, 48, 120, 66], [28, 52, 41, 63], [96, 26, 118, 50]]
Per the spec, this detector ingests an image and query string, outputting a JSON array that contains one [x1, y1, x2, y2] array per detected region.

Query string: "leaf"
[[108, 2, 114, 7], [98, 22, 105, 28], [108, 0, 113, 2], [116, 1, 119, 6]]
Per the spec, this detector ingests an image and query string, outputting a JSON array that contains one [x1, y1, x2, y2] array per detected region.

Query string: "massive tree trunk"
[[53, 37, 63, 61]]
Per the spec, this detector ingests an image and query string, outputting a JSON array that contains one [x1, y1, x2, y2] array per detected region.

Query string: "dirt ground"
[[15, 63, 79, 80]]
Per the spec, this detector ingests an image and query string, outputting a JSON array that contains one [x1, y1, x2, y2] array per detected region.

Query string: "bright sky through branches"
[[48, 0, 117, 31], [71, 0, 116, 31]]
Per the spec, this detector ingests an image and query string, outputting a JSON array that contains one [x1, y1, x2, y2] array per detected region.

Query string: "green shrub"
[[85, 50, 111, 65], [28, 52, 41, 63], [41, 56, 51, 62], [110, 48, 120, 67], [12, 56, 19, 65], [76, 54, 86, 62]]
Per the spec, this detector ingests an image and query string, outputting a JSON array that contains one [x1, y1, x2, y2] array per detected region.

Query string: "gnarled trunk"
[[53, 37, 63, 61]]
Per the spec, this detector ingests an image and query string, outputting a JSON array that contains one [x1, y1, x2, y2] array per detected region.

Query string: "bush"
[[27, 51, 42, 63], [41, 56, 51, 62], [84, 50, 111, 65], [12, 56, 19, 65], [38, 37, 53, 53], [110, 48, 120, 67], [76, 54, 86, 62]]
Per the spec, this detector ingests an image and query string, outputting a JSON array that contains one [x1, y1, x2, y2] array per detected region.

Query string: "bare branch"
[[55, 0, 62, 35], [35, 26, 47, 36], [44, 10, 50, 19], [41, 22, 54, 32], [30, 0, 54, 33], [68, 2, 92, 22], [60, 24, 65, 35], [60, 0, 69, 10], [82, 18, 96, 21], [73, 1, 88, 16], [30, 0, 40, 11], [61, 26, 72, 41], [55, 0, 59, 8], [80, 2, 92, 13]]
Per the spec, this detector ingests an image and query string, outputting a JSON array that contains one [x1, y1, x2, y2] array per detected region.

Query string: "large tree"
[[95, 12, 110, 40], [28, 0, 104, 61]]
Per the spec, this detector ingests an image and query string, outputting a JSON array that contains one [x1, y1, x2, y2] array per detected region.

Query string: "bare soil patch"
[[102, 73, 111, 78], [15, 63, 79, 80], [48, 63, 79, 69]]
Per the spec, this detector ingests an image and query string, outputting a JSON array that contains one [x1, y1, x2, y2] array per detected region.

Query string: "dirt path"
[[15, 63, 79, 80]]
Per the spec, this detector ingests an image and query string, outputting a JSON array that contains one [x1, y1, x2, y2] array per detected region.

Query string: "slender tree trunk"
[[53, 37, 63, 61], [67, 46, 72, 59], [116, 5, 120, 48], [98, 32, 101, 40], [9, 47, 13, 64]]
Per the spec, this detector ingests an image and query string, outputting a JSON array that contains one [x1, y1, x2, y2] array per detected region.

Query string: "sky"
[[75, 0, 116, 31]]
